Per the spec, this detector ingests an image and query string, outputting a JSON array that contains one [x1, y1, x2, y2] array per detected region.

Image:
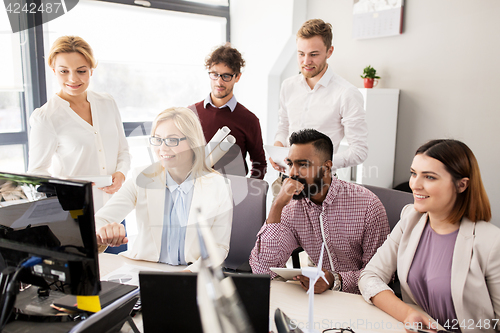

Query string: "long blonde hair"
[[151, 107, 213, 178]]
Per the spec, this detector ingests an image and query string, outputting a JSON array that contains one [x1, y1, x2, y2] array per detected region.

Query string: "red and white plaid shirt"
[[249, 178, 390, 294]]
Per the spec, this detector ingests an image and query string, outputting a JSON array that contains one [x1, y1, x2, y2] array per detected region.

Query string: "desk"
[[269, 280, 419, 333], [100, 254, 423, 333], [99, 253, 186, 277]]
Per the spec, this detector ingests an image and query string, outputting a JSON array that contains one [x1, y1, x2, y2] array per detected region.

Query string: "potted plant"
[[360, 65, 380, 88]]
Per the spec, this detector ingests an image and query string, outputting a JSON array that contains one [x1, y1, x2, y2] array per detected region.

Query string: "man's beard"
[[301, 61, 327, 79], [291, 168, 326, 200], [212, 85, 233, 100]]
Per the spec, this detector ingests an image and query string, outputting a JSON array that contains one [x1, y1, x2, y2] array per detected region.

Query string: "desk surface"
[[99, 253, 186, 277], [99, 253, 414, 333], [270, 280, 411, 333]]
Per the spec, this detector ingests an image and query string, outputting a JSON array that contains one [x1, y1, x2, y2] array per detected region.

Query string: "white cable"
[[319, 214, 334, 272]]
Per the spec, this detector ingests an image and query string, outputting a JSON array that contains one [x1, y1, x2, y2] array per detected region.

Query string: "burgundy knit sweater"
[[193, 100, 267, 179]]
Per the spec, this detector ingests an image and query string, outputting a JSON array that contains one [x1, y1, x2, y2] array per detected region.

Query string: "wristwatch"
[[331, 272, 342, 291]]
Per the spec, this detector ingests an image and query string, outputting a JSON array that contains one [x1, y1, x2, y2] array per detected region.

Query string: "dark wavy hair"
[[205, 44, 245, 74], [416, 139, 491, 222]]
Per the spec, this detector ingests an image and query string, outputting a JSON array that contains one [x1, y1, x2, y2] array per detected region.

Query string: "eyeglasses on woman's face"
[[208, 71, 237, 82], [149, 136, 187, 147]]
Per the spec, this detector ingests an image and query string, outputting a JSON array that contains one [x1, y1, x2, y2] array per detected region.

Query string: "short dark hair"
[[205, 44, 245, 74], [416, 139, 491, 223], [289, 129, 333, 161]]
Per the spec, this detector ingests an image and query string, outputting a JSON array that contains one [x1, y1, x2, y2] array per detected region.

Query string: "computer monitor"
[[0, 172, 100, 296]]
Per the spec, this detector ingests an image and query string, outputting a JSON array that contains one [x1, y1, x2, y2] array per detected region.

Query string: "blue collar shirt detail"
[[159, 172, 195, 265], [204, 94, 238, 112]]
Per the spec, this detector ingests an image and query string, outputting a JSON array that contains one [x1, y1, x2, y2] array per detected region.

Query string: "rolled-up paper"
[[205, 126, 231, 156], [205, 135, 236, 167]]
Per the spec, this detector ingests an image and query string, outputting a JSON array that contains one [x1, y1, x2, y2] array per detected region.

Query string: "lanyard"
[[319, 213, 335, 271]]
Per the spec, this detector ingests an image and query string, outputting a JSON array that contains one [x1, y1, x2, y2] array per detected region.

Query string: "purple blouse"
[[407, 221, 460, 332]]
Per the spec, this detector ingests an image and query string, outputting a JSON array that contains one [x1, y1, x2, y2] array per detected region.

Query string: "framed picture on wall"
[[352, 0, 404, 39]]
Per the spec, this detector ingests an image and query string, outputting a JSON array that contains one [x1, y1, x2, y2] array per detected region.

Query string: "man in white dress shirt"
[[270, 19, 368, 176]]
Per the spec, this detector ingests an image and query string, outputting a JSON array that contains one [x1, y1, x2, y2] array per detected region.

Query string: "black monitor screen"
[[0, 172, 100, 296]]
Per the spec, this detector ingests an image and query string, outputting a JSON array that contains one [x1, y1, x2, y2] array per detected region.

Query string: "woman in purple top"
[[359, 139, 500, 333]]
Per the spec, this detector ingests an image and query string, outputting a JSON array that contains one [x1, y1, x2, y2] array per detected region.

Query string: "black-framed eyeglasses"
[[149, 136, 187, 147], [323, 328, 355, 333], [208, 72, 237, 82]]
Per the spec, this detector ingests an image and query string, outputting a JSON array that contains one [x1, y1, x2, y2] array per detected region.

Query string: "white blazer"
[[359, 205, 500, 332], [95, 163, 233, 272]]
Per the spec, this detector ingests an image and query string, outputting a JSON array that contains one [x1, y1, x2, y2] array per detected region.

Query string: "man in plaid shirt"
[[250, 129, 389, 294]]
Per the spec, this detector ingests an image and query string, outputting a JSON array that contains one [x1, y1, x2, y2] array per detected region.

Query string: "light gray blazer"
[[359, 204, 500, 332]]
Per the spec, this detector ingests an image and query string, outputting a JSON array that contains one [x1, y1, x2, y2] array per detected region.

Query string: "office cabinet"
[[337, 88, 400, 188]]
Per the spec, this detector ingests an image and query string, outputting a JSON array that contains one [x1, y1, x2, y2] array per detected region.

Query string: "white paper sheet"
[[71, 175, 112, 187], [264, 145, 290, 168], [10, 198, 69, 229]]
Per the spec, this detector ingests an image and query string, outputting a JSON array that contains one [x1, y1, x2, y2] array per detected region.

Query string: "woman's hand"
[[404, 310, 436, 332], [96, 222, 128, 247], [100, 172, 125, 194]]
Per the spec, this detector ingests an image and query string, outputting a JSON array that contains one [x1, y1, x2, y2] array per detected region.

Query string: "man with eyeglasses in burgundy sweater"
[[188, 45, 267, 179]]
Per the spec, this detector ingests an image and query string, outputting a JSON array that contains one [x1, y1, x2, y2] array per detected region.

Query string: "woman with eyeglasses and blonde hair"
[[359, 139, 500, 333], [95, 107, 233, 272], [28, 36, 130, 212]]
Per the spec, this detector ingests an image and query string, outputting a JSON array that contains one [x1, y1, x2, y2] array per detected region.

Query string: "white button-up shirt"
[[28, 91, 131, 211], [275, 66, 368, 170]]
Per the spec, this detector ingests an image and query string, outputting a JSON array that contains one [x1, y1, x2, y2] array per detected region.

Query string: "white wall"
[[305, 0, 500, 225], [232, 0, 500, 225], [230, 0, 294, 144]]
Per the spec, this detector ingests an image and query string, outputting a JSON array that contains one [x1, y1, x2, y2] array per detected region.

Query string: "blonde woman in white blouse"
[[28, 36, 130, 212]]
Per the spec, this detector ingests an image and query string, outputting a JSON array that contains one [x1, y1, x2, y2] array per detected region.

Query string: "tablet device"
[[270, 267, 302, 280]]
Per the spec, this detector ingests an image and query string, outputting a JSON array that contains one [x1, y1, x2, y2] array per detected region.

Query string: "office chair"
[[362, 184, 414, 231], [223, 174, 268, 271], [362, 184, 414, 299], [211, 145, 248, 177]]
